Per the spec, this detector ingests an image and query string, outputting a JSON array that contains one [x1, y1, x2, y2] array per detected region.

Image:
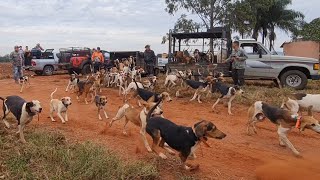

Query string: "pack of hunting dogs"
[[1, 57, 320, 171]]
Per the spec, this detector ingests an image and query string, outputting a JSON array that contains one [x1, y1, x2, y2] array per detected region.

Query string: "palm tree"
[[251, 0, 304, 49], [267, 0, 304, 51]]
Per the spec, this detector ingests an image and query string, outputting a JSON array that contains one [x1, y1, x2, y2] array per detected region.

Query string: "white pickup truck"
[[239, 39, 319, 89]]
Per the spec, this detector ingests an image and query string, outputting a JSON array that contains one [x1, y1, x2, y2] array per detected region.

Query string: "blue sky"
[[0, 0, 318, 55]]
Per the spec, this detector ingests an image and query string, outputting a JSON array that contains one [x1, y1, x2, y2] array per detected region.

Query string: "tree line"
[[163, 0, 320, 51]]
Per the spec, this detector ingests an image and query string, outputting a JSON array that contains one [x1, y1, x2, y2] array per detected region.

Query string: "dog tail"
[[146, 97, 163, 122], [50, 88, 58, 100]]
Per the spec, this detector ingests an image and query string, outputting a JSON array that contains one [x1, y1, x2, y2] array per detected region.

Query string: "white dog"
[[164, 69, 185, 89], [50, 88, 72, 123], [65, 74, 79, 92]]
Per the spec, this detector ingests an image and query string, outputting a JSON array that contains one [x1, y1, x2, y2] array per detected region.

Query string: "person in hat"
[[91, 47, 104, 72], [143, 45, 156, 75], [10, 46, 23, 83]]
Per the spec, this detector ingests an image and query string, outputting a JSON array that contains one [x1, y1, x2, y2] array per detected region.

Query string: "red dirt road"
[[1, 74, 320, 179]]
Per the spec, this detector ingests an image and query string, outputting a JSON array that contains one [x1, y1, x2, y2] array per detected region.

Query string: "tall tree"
[[266, 0, 304, 51], [298, 18, 320, 41], [164, 0, 229, 52], [244, 0, 304, 50]]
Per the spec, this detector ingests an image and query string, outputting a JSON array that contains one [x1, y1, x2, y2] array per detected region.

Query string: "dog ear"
[[194, 120, 207, 138], [26, 102, 34, 109], [61, 98, 65, 102]]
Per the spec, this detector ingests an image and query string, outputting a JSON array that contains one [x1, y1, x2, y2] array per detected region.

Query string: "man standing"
[[143, 45, 156, 76], [19, 46, 25, 66], [226, 41, 247, 86], [91, 47, 104, 72], [10, 46, 23, 83], [24, 46, 32, 66]]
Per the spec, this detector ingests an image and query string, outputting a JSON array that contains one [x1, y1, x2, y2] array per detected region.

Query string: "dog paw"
[[146, 147, 152, 152], [294, 151, 301, 157], [122, 131, 128, 136], [62, 121, 66, 124], [159, 153, 167, 159], [51, 119, 56, 122]]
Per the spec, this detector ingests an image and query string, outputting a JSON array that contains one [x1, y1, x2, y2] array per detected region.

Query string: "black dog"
[[146, 98, 226, 171], [211, 81, 244, 115], [133, 79, 172, 105]]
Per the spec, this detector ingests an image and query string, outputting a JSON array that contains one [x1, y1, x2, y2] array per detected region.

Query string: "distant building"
[[281, 40, 320, 60]]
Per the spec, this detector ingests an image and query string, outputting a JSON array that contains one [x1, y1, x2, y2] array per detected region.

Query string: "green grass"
[[0, 129, 159, 180], [155, 74, 320, 107]]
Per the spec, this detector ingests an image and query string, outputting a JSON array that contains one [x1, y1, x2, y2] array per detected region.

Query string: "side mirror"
[[258, 49, 262, 58]]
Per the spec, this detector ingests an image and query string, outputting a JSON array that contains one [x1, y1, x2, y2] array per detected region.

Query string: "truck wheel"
[[280, 70, 307, 90], [34, 71, 43, 76], [43, 66, 54, 76], [82, 64, 92, 75]]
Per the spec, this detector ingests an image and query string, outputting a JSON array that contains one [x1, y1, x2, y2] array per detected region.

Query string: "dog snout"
[[39, 108, 43, 113]]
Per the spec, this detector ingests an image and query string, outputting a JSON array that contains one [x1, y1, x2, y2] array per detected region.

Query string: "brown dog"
[[247, 101, 320, 156], [76, 76, 96, 104], [110, 97, 164, 152]]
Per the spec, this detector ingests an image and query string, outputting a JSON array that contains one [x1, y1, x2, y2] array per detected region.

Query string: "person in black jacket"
[[143, 45, 156, 76]]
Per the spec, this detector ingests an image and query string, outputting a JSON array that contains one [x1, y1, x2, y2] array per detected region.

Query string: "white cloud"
[[0, 0, 318, 55]]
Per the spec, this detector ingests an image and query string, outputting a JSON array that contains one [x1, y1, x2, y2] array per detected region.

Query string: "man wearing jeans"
[[10, 46, 23, 83], [226, 41, 248, 86]]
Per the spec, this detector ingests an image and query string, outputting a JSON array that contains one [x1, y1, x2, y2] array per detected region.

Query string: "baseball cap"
[[145, 45, 150, 48]]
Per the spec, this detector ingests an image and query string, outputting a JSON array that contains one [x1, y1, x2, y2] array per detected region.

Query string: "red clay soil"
[[1, 74, 320, 180]]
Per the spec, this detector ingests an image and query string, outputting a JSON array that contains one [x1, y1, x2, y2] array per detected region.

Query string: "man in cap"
[[143, 45, 156, 75], [10, 46, 23, 83]]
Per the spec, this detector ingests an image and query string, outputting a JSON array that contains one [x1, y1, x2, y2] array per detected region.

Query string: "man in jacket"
[[91, 47, 104, 72], [143, 45, 156, 76], [225, 41, 248, 86], [10, 46, 23, 83]]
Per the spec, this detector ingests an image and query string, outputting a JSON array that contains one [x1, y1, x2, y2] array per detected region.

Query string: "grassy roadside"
[[0, 128, 159, 180]]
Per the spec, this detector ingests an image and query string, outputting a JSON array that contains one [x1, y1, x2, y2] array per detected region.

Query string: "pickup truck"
[[29, 49, 59, 76], [29, 47, 93, 76], [167, 39, 320, 90], [239, 39, 319, 90]]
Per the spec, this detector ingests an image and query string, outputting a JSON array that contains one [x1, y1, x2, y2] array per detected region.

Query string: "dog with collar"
[[1, 96, 42, 143], [95, 95, 109, 120], [110, 97, 164, 152], [49, 88, 72, 123], [65, 74, 79, 92], [282, 93, 320, 114], [146, 99, 226, 171], [211, 81, 244, 115], [247, 101, 320, 156]]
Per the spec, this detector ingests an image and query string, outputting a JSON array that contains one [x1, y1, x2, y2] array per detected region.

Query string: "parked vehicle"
[[29, 49, 59, 76], [239, 39, 320, 90], [30, 47, 103, 76]]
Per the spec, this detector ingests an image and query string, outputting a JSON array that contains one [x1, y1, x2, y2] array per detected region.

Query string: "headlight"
[[314, 63, 319, 70]]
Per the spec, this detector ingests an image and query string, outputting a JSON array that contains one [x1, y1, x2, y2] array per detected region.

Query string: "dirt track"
[[1, 73, 320, 179]]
